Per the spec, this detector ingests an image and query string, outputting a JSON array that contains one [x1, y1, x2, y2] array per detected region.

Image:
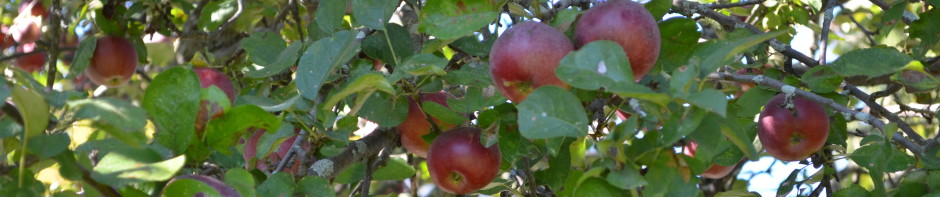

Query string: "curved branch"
[[707, 0, 765, 9], [306, 128, 400, 179], [709, 73, 924, 154]]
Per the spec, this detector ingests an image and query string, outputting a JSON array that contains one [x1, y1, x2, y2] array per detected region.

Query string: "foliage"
[[0, 0, 938, 196]]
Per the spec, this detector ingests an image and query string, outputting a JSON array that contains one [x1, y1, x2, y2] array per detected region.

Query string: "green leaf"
[[242, 31, 287, 66], [450, 33, 495, 57], [298, 30, 361, 100], [351, 0, 399, 30], [555, 40, 670, 106], [67, 36, 97, 78], [517, 86, 588, 139], [829, 47, 913, 78], [911, 9, 940, 57], [373, 158, 416, 180], [223, 168, 257, 197], [685, 89, 728, 117], [362, 24, 414, 66], [11, 87, 48, 139], [442, 62, 493, 86], [396, 53, 448, 77], [358, 93, 408, 127], [239, 94, 301, 112], [734, 87, 777, 118], [257, 173, 295, 197], [26, 133, 70, 158], [421, 101, 467, 125], [716, 191, 761, 197], [535, 138, 573, 189], [245, 41, 302, 78], [419, 0, 499, 40], [68, 98, 148, 146], [316, 0, 348, 33], [606, 164, 647, 190], [253, 124, 295, 160], [800, 66, 844, 93], [91, 150, 186, 187], [297, 176, 335, 197], [206, 105, 281, 154], [144, 67, 201, 154], [694, 29, 787, 76], [334, 162, 366, 184], [834, 184, 870, 197], [655, 18, 700, 72], [645, 0, 672, 23], [574, 177, 628, 197], [321, 73, 396, 115], [162, 179, 221, 197]]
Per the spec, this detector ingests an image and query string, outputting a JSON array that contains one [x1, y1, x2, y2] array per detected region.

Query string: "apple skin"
[[757, 94, 829, 161], [682, 141, 737, 179], [18, 0, 47, 18], [193, 67, 236, 133], [0, 26, 13, 49], [242, 129, 312, 174], [397, 91, 459, 158], [574, 0, 660, 81], [11, 20, 40, 44], [14, 43, 46, 73], [489, 21, 573, 103], [86, 36, 138, 88], [427, 127, 501, 194]]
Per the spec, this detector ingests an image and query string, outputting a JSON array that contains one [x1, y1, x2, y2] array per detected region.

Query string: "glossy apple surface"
[[397, 91, 458, 158], [489, 21, 573, 102], [86, 36, 138, 87], [757, 94, 829, 161], [427, 127, 501, 194], [575, 0, 660, 80]]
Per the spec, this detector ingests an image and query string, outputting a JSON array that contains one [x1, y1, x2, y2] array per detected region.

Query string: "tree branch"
[[307, 128, 400, 179], [709, 73, 924, 154], [706, 0, 765, 9]]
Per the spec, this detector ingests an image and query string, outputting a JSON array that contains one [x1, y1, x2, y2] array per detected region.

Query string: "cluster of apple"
[[395, 91, 502, 194], [6, 0, 48, 73]]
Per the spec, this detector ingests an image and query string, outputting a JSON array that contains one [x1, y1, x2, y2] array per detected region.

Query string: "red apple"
[[682, 141, 738, 179], [14, 43, 46, 73], [427, 127, 501, 194], [85, 36, 138, 87], [18, 0, 47, 18], [0, 26, 13, 49], [242, 129, 311, 174], [757, 94, 829, 161], [11, 19, 40, 44], [397, 91, 459, 158], [575, 0, 660, 81], [193, 67, 236, 133], [489, 21, 573, 103]]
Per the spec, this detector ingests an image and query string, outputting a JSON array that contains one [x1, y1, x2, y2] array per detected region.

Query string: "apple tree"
[[0, 0, 938, 196]]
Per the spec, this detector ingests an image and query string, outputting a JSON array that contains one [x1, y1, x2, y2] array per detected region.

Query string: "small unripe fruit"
[[575, 0, 660, 80], [757, 94, 829, 161], [86, 36, 138, 87], [489, 21, 573, 103]]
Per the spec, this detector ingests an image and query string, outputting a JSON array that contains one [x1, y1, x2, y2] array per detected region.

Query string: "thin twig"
[[845, 10, 877, 46], [706, 0, 765, 9], [210, 0, 244, 37], [307, 128, 400, 179], [818, 0, 839, 64]]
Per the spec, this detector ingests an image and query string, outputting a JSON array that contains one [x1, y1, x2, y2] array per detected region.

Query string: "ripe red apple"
[[757, 94, 829, 161], [193, 67, 236, 133], [242, 129, 312, 174], [86, 36, 138, 87], [574, 0, 660, 81], [397, 91, 459, 158], [11, 19, 40, 44], [0, 26, 13, 49], [14, 43, 46, 73], [682, 141, 738, 179], [18, 0, 47, 18], [427, 127, 501, 194], [489, 21, 573, 103]]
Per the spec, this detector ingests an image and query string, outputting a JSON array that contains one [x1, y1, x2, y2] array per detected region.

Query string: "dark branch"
[[706, 0, 765, 9], [307, 128, 400, 179]]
